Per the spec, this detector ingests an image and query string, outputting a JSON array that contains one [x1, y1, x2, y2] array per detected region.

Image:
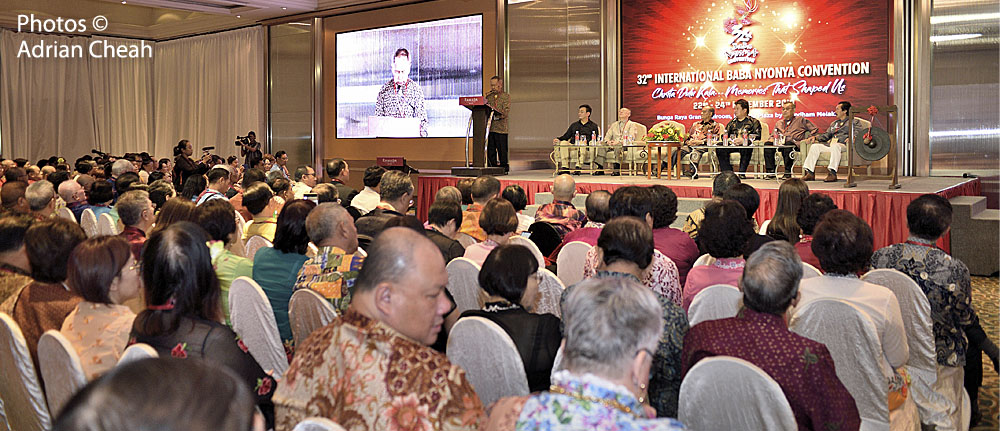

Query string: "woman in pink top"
[[683, 200, 754, 311], [463, 198, 519, 266]]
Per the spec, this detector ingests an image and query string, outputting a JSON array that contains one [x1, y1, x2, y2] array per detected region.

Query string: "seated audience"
[[116, 190, 155, 259], [797, 210, 910, 411], [463, 198, 518, 267], [350, 165, 386, 215], [766, 178, 810, 242], [4, 167, 28, 184], [291, 165, 317, 200], [147, 179, 175, 212], [253, 199, 315, 348], [272, 178, 295, 203], [501, 184, 532, 233], [460, 175, 501, 241], [196, 167, 232, 205], [149, 197, 197, 237], [682, 171, 740, 240], [460, 244, 560, 392], [325, 158, 357, 207], [311, 183, 338, 204], [682, 241, 861, 430], [684, 200, 753, 311], [425, 201, 466, 262], [488, 276, 683, 430], [25, 180, 57, 220], [534, 174, 587, 237], [1, 181, 30, 215], [53, 358, 264, 431], [131, 222, 275, 424], [231, 168, 266, 222], [115, 172, 142, 196], [61, 236, 139, 380], [723, 183, 773, 255], [179, 174, 207, 202], [88, 180, 120, 224], [0, 216, 33, 312], [549, 190, 611, 259], [651, 185, 699, 285], [457, 178, 475, 205], [275, 227, 485, 430], [795, 193, 837, 271], [293, 203, 363, 313], [871, 194, 999, 426], [243, 182, 282, 242], [196, 199, 253, 320], [59, 178, 91, 222], [434, 185, 463, 207], [355, 170, 414, 238], [47, 170, 71, 191], [566, 216, 688, 417], [7, 218, 87, 364]]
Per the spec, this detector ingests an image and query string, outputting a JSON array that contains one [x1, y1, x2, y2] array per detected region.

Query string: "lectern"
[[452, 96, 506, 177]]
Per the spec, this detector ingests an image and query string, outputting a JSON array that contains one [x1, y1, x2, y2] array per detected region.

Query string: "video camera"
[[235, 135, 251, 146]]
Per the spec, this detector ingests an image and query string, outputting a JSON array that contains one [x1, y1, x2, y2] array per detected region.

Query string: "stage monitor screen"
[[336, 15, 483, 139]]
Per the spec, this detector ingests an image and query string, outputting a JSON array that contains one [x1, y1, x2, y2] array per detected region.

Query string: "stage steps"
[[949, 196, 999, 276], [529, 192, 710, 230]]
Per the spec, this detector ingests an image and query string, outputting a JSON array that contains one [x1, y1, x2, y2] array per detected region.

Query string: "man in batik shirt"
[[533, 174, 587, 237], [374, 48, 428, 137], [275, 227, 484, 430], [293, 203, 364, 312]]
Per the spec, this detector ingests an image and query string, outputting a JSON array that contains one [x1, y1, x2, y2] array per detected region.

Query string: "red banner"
[[622, 0, 890, 130]]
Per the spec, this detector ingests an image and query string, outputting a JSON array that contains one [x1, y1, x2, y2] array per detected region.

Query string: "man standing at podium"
[[485, 76, 511, 174], [553, 105, 600, 175], [374, 48, 428, 137]]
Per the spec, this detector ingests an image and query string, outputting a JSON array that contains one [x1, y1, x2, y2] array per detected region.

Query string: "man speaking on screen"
[[374, 48, 429, 137]]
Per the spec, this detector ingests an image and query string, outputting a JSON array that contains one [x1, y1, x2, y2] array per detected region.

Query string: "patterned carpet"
[[971, 276, 998, 431]]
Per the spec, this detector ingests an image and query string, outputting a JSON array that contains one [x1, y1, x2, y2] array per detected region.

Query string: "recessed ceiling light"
[[236, 15, 241, 18], [121, 0, 126, 3], [282, 7, 287, 9]]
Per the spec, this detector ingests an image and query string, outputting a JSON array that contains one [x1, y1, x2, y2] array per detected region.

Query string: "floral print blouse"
[[583, 247, 683, 307], [61, 302, 135, 380]]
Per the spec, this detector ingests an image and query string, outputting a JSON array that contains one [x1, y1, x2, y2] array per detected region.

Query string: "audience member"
[[116, 190, 156, 259], [47, 170, 71, 192], [147, 179, 175, 212], [457, 178, 475, 205], [61, 236, 139, 380], [76, 174, 96, 193], [253, 199, 315, 347], [131, 222, 275, 424], [534, 174, 587, 237], [461, 244, 560, 392], [684, 200, 753, 311], [501, 184, 532, 232], [0, 216, 33, 311], [275, 227, 485, 429], [795, 193, 837, 271], [550, 190, 611, 258], [384, 215, 425, 232], [139, 157, 157, 184], [116, 171, 142, 196], [433, 185, 463, 207], [26, 165, 42, 182], [196, 167, 231, 205], [261, 154, 276, 172], [350, 165, 386, 215], [463, 198, 518, 266], [723, 183, 774, 255], [311, 183, 338, 204], [272, 177, 295, 203], [25, 180, 57, 220], [650, 185, 699, 285], [180, 174, 208, 202], [426, 201, 466, 262], [1, 181, 30, 215], [766, 178, 810, 242], [293, 203, 363, 312], [356, 171, 414, 238], [4, 167, 27, 184], [196, 199, 253, 320], [270, 150, 290, 179], [682, 241, 861, 430], [325, 158, 357, 207], [682, 171, 739, 239], [243, 182, 282, 242], [459, 175, 501, 241], [489, 276, 683, 430], [59, 178, 91, 222], [291, 165, 317, 199], [149, 197, 197, 237]]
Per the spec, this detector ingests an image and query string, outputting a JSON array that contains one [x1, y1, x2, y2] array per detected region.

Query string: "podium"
[[452, 96, 505, 177]]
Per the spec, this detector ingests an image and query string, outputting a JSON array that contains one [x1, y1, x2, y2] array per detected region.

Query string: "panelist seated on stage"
[[596, 107, 646, 176], [799, 100, 866, 183], [552, 104, 601, 176], [717, 98, 761, 177], [672, 105, 724, 178], [766, 101, 817, 179]]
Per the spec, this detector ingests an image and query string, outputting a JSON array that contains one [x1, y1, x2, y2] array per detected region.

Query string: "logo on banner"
[[723, 0, 759, 64]]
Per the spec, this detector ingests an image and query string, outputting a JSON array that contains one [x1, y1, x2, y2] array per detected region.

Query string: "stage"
[[416, 170, 982, 253]]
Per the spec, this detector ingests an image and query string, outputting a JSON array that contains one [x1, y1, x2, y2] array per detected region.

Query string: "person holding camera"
[[172, 139, 211, 189], [239, 131, 263, 169]]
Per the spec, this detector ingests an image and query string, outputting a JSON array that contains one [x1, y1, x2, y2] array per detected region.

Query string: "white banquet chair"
[[37, 330, 87, 415], [292, 417, 347, 431], [97, 213, 119, 236], [56, 207, 76, 223], [692, 253, 716, 267], [447, 317, 529, 407], [229, 276, 289, 379], [534, 268, 566, 318], [446, 258, 484, 314], [679, 356, 797, 431], [507, 235, 545, 268], [80, 208, 98, 238], [686, 284, 741, 327], [556, 241, 591, 287], [0, 313, 51, 431], [288, 288, 337, 348], [117, 343, 159, 366], [244, 235, 272, 261], [801, 262, 822, 278]]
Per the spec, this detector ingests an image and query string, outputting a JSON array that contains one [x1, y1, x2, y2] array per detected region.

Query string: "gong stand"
[[845, 105, 900, 189]]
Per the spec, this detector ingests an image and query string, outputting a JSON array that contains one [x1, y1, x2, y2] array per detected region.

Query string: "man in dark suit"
[[424, 202, 465, 262], [325, 158, 358, 207]]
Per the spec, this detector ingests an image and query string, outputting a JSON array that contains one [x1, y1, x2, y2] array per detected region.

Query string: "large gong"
[[857, 126, 891, 162]]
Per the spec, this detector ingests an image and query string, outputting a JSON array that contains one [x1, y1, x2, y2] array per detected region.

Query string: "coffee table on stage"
[[684, 143, 797, 180], [646, 141, 683, 179]]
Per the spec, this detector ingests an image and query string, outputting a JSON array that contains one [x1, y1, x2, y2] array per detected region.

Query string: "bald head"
[[552, 174, 576, 201], [305, 202, 357, 252], [355, 227, 438, 293], [585, 189, 612, 224], [58, 179, 85, 204]]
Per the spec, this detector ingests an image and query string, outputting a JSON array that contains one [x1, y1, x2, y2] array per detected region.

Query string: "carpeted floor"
[[971, 276, 998, 431]]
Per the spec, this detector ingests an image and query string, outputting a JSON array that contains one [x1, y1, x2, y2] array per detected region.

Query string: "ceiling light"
[[236, 15, 241, 18], [282, 7, 287, 9], [929, 33, 982, 42], [121, 0, 126, 3]]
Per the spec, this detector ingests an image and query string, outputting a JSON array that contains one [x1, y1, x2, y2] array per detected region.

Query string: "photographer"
[[172, 139, 211, 189], [238, 131, 263, 169]]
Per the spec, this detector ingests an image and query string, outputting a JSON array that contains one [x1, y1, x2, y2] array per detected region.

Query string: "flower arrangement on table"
[[646, 124, 687, 142]]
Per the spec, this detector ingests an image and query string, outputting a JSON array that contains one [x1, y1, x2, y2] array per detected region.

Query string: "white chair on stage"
[[229, 276, 289, 379], [117, 343, 158, 366], [679, 356, 797, 431], [97, 213, 119, 236], [556, 241, 591, 287], [80, 208, 98, 238], [56, 207, 76, 223], [686, 284, 741, 327], [37, 330, 87, 415], [244, 235, 272, 261], [790, 299, 920, 431], [862, 269, 968, 431], [456, 233, 478, 248], [292, 417, 347, 431], [446, 258, 484, 315], [447, 316, 529, 407], [534, 268, 565, 318], [507, 235, 545, 268], [801, 262, 822, 278], [0, 313, 51, 431], [288, 288, 337, 348], [692, 253, 716, 267]]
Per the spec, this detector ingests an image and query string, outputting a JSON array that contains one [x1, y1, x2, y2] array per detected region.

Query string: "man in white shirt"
[[598, 107, 647, 176], [291, 165, 317, 200], [351, 166, 386, 216]]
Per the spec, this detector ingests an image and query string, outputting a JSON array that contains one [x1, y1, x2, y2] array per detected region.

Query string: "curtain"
[[90, 36, 155, 157]]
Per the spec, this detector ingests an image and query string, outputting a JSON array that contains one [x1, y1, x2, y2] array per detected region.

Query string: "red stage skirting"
[[416, 176, 981, 254]]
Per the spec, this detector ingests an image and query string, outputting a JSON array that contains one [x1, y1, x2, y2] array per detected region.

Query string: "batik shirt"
[[871, 236, 977, 366], [534, 200, 588, 238], [274, 309, 485, 431], [374, 78, 429, 137], [293, 246, 364, 313]]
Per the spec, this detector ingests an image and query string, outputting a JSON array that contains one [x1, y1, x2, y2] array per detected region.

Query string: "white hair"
[[112, 159, 135, 177], [25, 180, 55, 211]]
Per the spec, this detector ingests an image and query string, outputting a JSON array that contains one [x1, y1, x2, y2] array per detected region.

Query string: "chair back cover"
[[679, 356, 797, 431], [526, 222, 562, 257], [306, 242, 319, 258], [446, 317, 529, 407], [556, 241, 591, 287], [289, 288, 337, 348], [507, 235, 545, 268], [355, 247, 367, 257], [292, 417, 347, 431], [244, 235, 272, 261], [801, 262, 822, 278], [759, 219, 771, 236], [446, 258, 484, 314], [790, 299, 889, 427], [456, 233, 478, 248], [97, 213, 119, 236], [862, 268, 954, 427], [687, 284, 742, 326], [0, 313, 51, 431], [117, 343, 158, 366], [80, 208, 98, 238], [229, 276, 290, 379], [535, 268, 566, 318], [693, 254, 716, 267], [37, 330, 87, 415], [56, 207, 76, 223], [234, 210, 247, 240]]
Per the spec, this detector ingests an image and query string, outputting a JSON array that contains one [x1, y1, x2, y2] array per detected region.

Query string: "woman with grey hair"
[[484, 277, 685, 430]]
